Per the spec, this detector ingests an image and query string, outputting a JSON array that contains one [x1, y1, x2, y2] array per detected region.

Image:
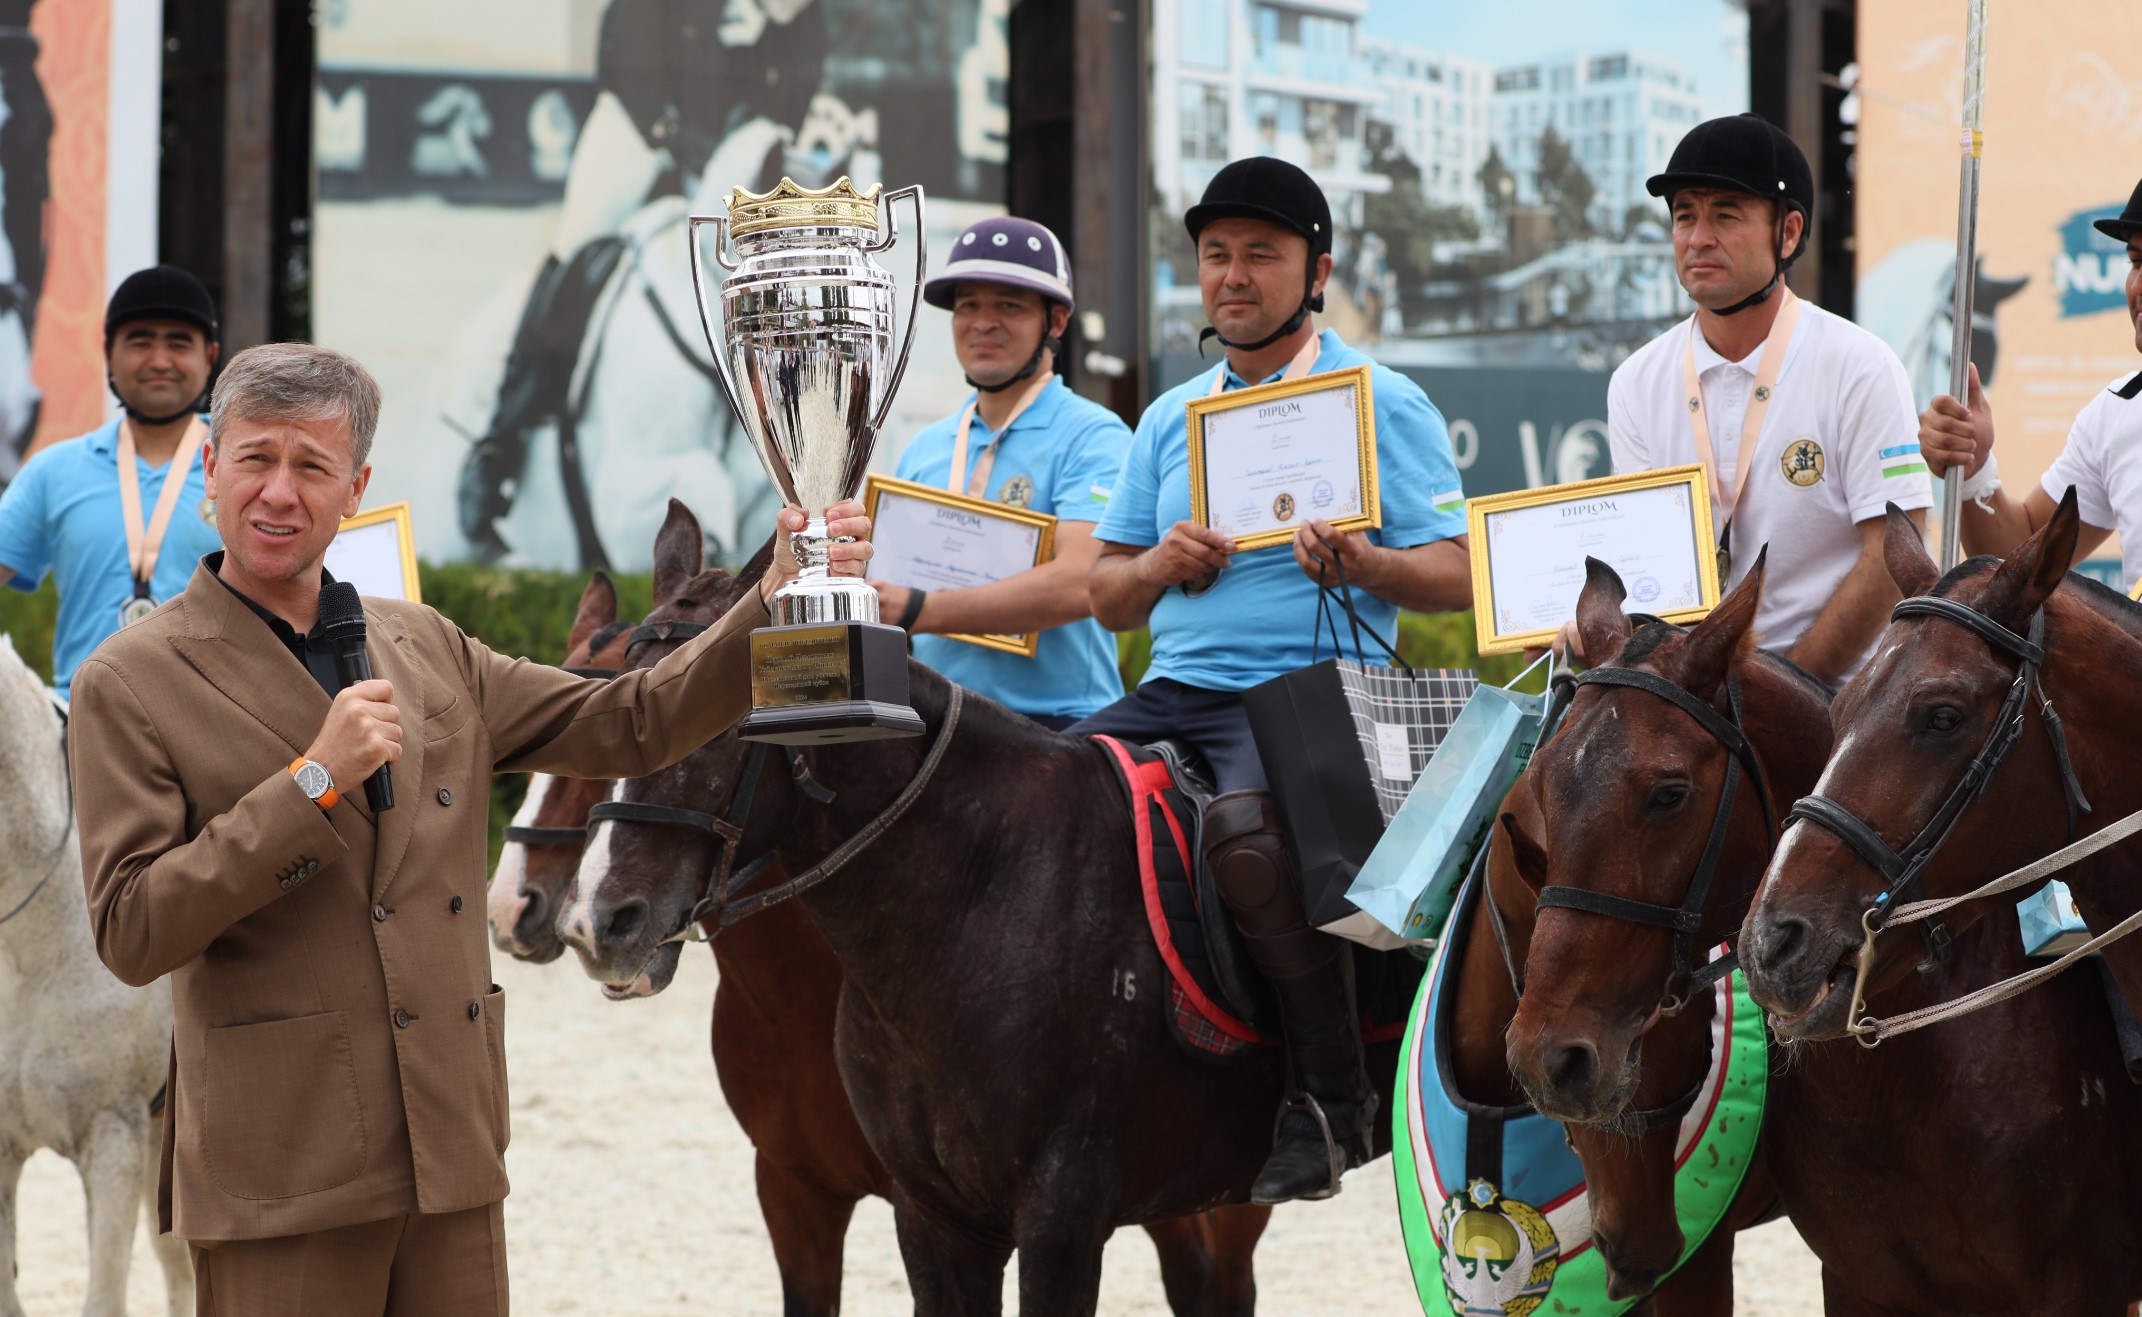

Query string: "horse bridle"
[[1786, 597, 2090, 966], [0, 707, 74, 929], [1523, 666, 1776, 1008], [576, 623, 965, 945]]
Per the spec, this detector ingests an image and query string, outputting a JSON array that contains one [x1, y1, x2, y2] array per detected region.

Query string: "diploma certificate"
[[1466, 465, 1720, 655], [1186, 365, 1378, 551], [325, 502, 422, 603], [862, 475, 1058, 656]]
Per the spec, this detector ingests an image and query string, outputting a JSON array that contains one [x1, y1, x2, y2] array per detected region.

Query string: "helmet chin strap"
[[112, 378, 206, 427], [966, 336, 1059, 394], [1708, 209, 1794, 318], [1198, 264, 1325, 356]]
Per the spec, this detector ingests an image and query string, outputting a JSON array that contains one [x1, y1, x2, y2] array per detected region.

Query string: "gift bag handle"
[[1311, 535, 1414, 676]]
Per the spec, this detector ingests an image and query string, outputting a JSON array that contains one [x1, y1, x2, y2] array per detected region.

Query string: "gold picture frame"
[[1465, 464, 1721, 655], [862, 474, 1059, 657], [327, 501, 422, 604], [1185, 365, 1379, 551]]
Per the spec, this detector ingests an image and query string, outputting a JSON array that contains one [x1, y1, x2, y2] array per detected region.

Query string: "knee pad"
[[1204, 791, 1338, 979]]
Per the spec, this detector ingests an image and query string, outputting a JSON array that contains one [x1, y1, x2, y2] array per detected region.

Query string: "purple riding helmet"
[[922, 216, 1074, 392]]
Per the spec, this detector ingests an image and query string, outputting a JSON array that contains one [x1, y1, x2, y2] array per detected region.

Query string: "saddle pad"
[[1393, 873, 1765, 1316], [1094, 735, 1273, 1060]]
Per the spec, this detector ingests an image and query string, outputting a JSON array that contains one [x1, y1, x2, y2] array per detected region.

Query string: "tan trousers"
[[190, 1200, 507, 1317]]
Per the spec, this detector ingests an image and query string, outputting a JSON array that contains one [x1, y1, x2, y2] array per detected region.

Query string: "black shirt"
[[206, 552, 343, 696]]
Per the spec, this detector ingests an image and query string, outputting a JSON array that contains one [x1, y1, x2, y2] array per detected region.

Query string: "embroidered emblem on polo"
[[1437, 1179, 1558, 1316], [1780, 438, 1824, 487], [999, 474, 1034, 508]]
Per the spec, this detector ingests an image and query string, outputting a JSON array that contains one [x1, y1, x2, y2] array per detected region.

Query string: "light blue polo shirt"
[[1097, 330, 1467, 692], [893, 376, 1131, 720], [0, 415, 221, 697]]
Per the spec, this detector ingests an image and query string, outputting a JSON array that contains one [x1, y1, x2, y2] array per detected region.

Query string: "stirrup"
[[1270, 1092, 1346, 1201]]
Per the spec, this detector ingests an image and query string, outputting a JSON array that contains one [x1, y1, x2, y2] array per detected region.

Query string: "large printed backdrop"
[[314, 0, 1009, 570], [1857, 3, 2142, 569], [1148, 0, 1747, 498]]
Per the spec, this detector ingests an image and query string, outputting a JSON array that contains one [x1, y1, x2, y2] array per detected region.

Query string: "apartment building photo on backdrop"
[[1150, 0, 1749, 496]]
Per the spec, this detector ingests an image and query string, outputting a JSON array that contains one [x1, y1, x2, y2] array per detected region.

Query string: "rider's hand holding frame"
[[1466, 464, 1721, 655], [862, 475, 1058, 657], [1185, 365, 1379, 552]]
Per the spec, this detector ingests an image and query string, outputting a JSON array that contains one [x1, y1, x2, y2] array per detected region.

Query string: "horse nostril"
[[1548, 1042, 1598, 1098], [1763, 914, 1810, 971], [519, 884, 548, 925], [603, 899, 647, 944]]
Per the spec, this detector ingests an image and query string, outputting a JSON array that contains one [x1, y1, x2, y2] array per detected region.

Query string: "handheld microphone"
[[317, 581, 395, 812]]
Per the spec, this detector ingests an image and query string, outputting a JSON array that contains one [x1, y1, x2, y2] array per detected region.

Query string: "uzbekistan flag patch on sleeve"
[[1432, 483, 1466, 514], [1880, 444, 1929, 479]]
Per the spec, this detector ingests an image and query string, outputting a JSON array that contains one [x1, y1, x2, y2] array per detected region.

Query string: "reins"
[[501, 619, 685, 847], [1785, 594, 2117, 1045], [0, 702, 74, 929]]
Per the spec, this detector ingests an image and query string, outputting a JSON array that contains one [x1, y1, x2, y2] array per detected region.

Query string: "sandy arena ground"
[[18, 944, 1826, 1314]]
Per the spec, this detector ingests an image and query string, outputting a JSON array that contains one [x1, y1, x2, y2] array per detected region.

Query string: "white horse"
[[0, 636, 188, 1316]]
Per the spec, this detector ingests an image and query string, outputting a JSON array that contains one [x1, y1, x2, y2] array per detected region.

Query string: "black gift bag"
[[1242, 562, 1477, 937]]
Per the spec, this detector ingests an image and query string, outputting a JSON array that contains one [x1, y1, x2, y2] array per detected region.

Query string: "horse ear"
[[1984, 485, 2080, 628], [1672, 546, 1764, 697], [1883, 502, 1938, 598], [1500, 812, 1549, 889], [652, 499, 705, 602], [737, 533, 778, 592], [568, 570, 618, 655], [1576, 557, 1633, 667]]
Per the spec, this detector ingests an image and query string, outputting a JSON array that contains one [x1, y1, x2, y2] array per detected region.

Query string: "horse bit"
[[1785, 596, 2091, 1042], [548, 619, 963, 945], [1487, 657, 1773, 1133]]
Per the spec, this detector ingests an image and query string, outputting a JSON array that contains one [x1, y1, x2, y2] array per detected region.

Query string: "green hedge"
[[0, 563, 1524, 865]]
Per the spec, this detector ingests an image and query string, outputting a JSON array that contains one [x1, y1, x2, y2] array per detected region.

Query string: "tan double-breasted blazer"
[[69, 559, 768, 1241]]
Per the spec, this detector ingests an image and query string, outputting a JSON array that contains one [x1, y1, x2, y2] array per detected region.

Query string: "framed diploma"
[[1466, 464, 1720, 655], [862, 475, 1058, 657], [325, 501, 422, 604], [1186, 365, 1378, 551]]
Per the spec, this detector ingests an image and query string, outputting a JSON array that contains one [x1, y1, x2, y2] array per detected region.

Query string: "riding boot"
[[457, 237, 626, 561], [1204, 791, 1376, 1205]]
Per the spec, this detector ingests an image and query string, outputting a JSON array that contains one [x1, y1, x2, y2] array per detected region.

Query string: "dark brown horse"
[[558, 506, 1390, 1317], [509, 524, 1273, 1315], [1537, 508, 2142, 1313], [1454, 558, 1809, 1306]]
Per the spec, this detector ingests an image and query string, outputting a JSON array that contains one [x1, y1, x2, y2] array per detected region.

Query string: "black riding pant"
[[1066, 679, 1269, 794]]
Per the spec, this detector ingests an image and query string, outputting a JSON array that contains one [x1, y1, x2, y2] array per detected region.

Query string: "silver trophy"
[[689, 176, 927, 743]]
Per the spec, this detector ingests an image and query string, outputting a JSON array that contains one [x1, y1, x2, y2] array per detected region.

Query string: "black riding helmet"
[[2092, 178, 2142, 243], [104, 264, 218, 349], [1185, 157, 1332, 353], [1647, 114, 1814, 315]]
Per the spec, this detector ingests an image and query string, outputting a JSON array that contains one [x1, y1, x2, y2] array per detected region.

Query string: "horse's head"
[[558, 500, 788, 998], [487, 571, 632, 962], [1504, 556, 1771, 1124], [1742, 495, 2082, 1040]]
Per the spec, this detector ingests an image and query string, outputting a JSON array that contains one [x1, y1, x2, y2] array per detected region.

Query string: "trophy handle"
[[868, 184, 927, 436], [686, 213, 753, 435]]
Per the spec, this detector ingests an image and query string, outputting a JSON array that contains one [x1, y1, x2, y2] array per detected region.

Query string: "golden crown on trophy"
[[726, 176, 884, 237]]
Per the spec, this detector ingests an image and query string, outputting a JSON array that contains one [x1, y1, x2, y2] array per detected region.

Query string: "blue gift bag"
[[1344, 654, 1556, 946]]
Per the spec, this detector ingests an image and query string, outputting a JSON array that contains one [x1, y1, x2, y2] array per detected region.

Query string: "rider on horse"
[[1589, 114, 1932, 682], [1078, 157, 1474, 1204], [1918, 175, 2142, 592], [869, 216, 1133, 730]]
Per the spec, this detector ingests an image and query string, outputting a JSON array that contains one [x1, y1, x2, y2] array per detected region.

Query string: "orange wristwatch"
[[289, 757, 339, 810]]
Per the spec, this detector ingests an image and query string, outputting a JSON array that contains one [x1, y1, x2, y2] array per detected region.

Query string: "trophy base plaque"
[[738, 620, 926, 745]]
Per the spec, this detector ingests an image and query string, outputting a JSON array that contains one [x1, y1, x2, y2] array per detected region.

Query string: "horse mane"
[[1608, 616, 1833, 705]]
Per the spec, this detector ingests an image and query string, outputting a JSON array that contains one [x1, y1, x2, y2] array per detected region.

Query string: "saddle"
[[1092, 736, 1424, 1063]]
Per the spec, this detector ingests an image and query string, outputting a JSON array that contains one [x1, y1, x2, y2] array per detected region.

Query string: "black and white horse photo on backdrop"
[[0, 635, 190, 1316]]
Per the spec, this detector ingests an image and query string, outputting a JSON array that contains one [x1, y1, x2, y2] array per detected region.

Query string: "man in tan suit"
[[68, 342, 871, 1314]]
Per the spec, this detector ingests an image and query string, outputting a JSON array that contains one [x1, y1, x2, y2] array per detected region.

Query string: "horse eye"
[[1924, 705, 1963, 734], [1647, 784, 1688, 812]]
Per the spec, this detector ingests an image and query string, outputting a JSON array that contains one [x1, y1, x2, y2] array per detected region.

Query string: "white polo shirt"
[[2040, 372, 2142, 591], [1608, 300, 1932, 675]]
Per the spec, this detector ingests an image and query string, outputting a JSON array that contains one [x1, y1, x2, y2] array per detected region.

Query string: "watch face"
[[296, 762, 332, 799]]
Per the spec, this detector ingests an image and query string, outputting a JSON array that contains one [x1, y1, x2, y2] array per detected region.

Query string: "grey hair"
[[208, 342, 383, 470]]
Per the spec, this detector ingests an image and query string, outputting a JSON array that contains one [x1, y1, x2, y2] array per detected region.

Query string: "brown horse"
[[504, 526, 1272, 1315], [1538, 509, 2142, 1313], [1453, 558, 1809, 1305], [558, 505, 1391, 1317]]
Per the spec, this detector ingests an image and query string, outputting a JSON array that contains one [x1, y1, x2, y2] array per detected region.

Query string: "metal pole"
[[1940, 0, 1989, 571]]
